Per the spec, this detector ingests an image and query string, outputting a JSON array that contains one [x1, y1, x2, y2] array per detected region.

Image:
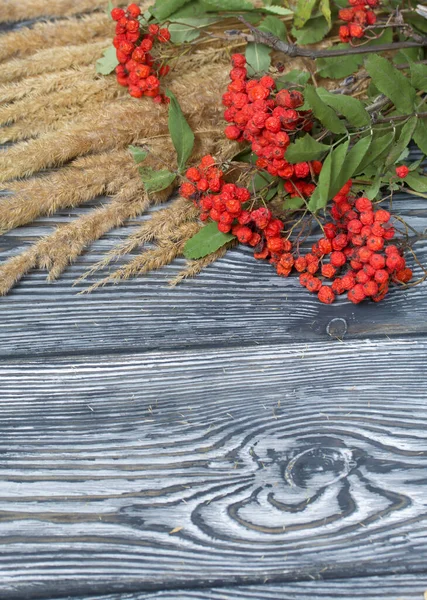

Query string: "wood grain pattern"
[[57, 574, 427, 599], [1, 188, 426, 360], [1, 339, 427, 598]]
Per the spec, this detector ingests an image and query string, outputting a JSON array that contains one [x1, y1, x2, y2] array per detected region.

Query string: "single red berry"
[[349, 23, 364, 38], [321, 264, 337, 279], [396, 165, 409, 179], [318, 286, 335, 304], [127, 3, 141, 17], [111, 7, 125, 20], [330, 251, 346, 267], [158, 28, 171, 43], [348, 284, 366, 304], [363, 280, 379, 297]]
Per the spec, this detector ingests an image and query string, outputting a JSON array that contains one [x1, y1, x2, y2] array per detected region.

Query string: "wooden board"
[[1, 339, 427, 598]]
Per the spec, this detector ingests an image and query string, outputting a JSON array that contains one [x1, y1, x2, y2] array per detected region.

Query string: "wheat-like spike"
[[0, 41, 109, 85], [0, 76, 125, 127], [168, 241, 237, 287], [0, 246, 39, 296], [1, 0, 116, 23], [0, 150, 134, 234], [83, 222, 200, 293], [0, 14, 111, 63]]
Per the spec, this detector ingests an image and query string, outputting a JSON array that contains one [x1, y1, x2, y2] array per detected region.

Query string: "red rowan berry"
[[318, 238, 332, 255], [330, 251, 346, 267], [158, 28, 171, 43], [126, 19, 140, 33], [322, 264, 337, 279], [332, 278, 345, 295], [347, 219, 362, 234], [148, 24, 160, 35], [260, 75, 275, 89], [231, 53, 246, 67], [218, 222, 231, 233], [127, 3, 141, 17], [332, 233, 348, 251], [366, 10, 377, 25], [341, 273, 356, 291], [340, 25, 350, 42], [111, 7, 125, 20], [339, 8, 355, 20], [299, 272, 310, 287], [395, 268, 412, 283], [295, 257, 307, 272], [374, 209, 391, 223], [249, 232, 261, 247], [311, 160, 323, 175], [366, 235, 384, 252], [349, 23, 364, 38], [180, 182, 196, 198], [219, 212, 234, 226], [374, 269, 389, 285], [360, 211, 374, 225], [348, 284, 366, 304], [307, 259, 320, 275], [355, 197, 372, 212], [224, 125, 241, 140], [306, 276, 322, 293], [363, 280, 379, 297], [278, 253, 294, 270], [225, 198, 242, 214], [318, 285, 335, 304], [386, 253, 405, 272], [294, 162, 310, 179], [324, 223, 337, 239], [355, 270, 370, 284], [141, 38, 153, 52], [395, 165, 409, 179]]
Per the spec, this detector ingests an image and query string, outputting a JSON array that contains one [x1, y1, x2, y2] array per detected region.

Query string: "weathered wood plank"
[[0, 190, 426, 359], [56, 574, 427, 600], [0, 338, 426, 599]]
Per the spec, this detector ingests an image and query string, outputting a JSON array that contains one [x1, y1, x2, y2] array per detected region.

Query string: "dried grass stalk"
[[0, 41, 109, 85], [1, 0, 117, 23], [0, 247, 39, 296], [0, 150, 134, 234], [0, 14, 111, 63], [168, 241, 237, 286]]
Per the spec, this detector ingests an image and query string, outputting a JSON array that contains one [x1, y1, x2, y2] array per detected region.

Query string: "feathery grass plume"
[[83, 222, 201, 293], [168, 241, 238, 287], [1, 0, 121, 23], [0, 41, 109, 85], [0, 246, 38, 296], [0, 150, 134, 234], [0, 76, 126, 127], [0, 14, 111, 63]]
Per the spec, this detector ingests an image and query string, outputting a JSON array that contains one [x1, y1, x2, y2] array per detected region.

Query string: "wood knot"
[[326, 317, 348, 339]]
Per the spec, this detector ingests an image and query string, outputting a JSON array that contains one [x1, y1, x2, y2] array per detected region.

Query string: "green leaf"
[[304, 85, 347, 134], [285, 134, 330, 162], [262, 5, 293, 15], [328, 139, 349, 198], [200, 0, 254, 9], [139, 167, 176, 192], [232, 148, 255, 163], [283, 196, 305, 211], [365, 168, 383, 200], [385, 116, 418, 168], [265, 185, 279, 201], [410, 62, 427, 92], [107, 0, 114, 14], [404, 172, 427, 193], [184, 221, 235, 259], [245, 42, 271, 76], [294, 0, 317, 28], [320, 0, 331, 27], [316, 88, 370, 127], [355, 130, 395, 174], [316, 45, 363, 79], [259, 15, 286, 40], [276, 69, 310, 88], [365, 54, 417, 114], [96, 46, 118, 75], [168, 1, 209, 18], [253, 171, 274, 191], [168, 17, 218, 43], [150, 0, 191, 20], [331, 136, 371, 197], [393, 47, 422, 65], [292, 16, 330, 45], [307, 149, 333, 212], [165, 90, 195, 173], [128, 145, 148, 164], [413, 118, 427, 155]]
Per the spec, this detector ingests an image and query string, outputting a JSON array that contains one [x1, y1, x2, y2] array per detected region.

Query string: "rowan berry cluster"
[[111, 4, 171, 103], [293, 182, 412, 304], [179, 155, 291, 262], [338, 0, 378, 43], [223, 54, 319, 199]]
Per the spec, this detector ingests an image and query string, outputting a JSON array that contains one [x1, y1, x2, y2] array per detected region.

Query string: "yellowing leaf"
[[96, 46, 118, 75]]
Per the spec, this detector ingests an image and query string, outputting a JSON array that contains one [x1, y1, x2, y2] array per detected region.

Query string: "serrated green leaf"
[[366, 168, 383, 200], [285, 134, 330, 162], [96, 46, 118, 75], [331, 136, 371, 197], [410, 62, 427, 92], [276, 70, 310, 88], [283, 196, 305, 211], [316, 88, 370, 127], [165, 90, 195, 173], [385, 117, 418, 168], [259, 15, 286, 40], [320, 0, 331, 26], [168, 1, 209, 18], [316, 45, 363, 79], [200, 0, 253, 9], [292, 16, 330, 44], [294, 0, 317, 28], [355, 130, 395, 174], [265, 185, 279, 201], [139, 167, 176, 192], [150, 0, 191, 20], [128, 145, 148, 164], [365, 54, 417, 114], [184, 221, 235, 259], [262, 5, 293, 15], [307, 150, 333, 212], [254, 171, 274, 191], [328, 140, 349, 196], [393, 47, 422, 65], [245, 42, 271, 76], [404, 172, 427, 193], [168, 17, 218, 43], [413, 118, 427, 155], [304, 85, 347, 134]]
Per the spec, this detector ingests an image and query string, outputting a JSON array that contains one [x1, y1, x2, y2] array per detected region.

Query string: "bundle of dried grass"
[[0, 4, 242, 295]]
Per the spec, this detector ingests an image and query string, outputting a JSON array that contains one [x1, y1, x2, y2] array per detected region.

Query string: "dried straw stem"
[[0, 150, 134, 234], [0, 246, 39, 296], [1, 0, 120, 23], [0, 41, 110, 85], [83, 222, 201, 293], [0, 14, 111, 63], [169, 241, 237, 286]]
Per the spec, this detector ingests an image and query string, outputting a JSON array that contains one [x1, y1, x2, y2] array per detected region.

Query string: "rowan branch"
[[235, 17, 427, 60]]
